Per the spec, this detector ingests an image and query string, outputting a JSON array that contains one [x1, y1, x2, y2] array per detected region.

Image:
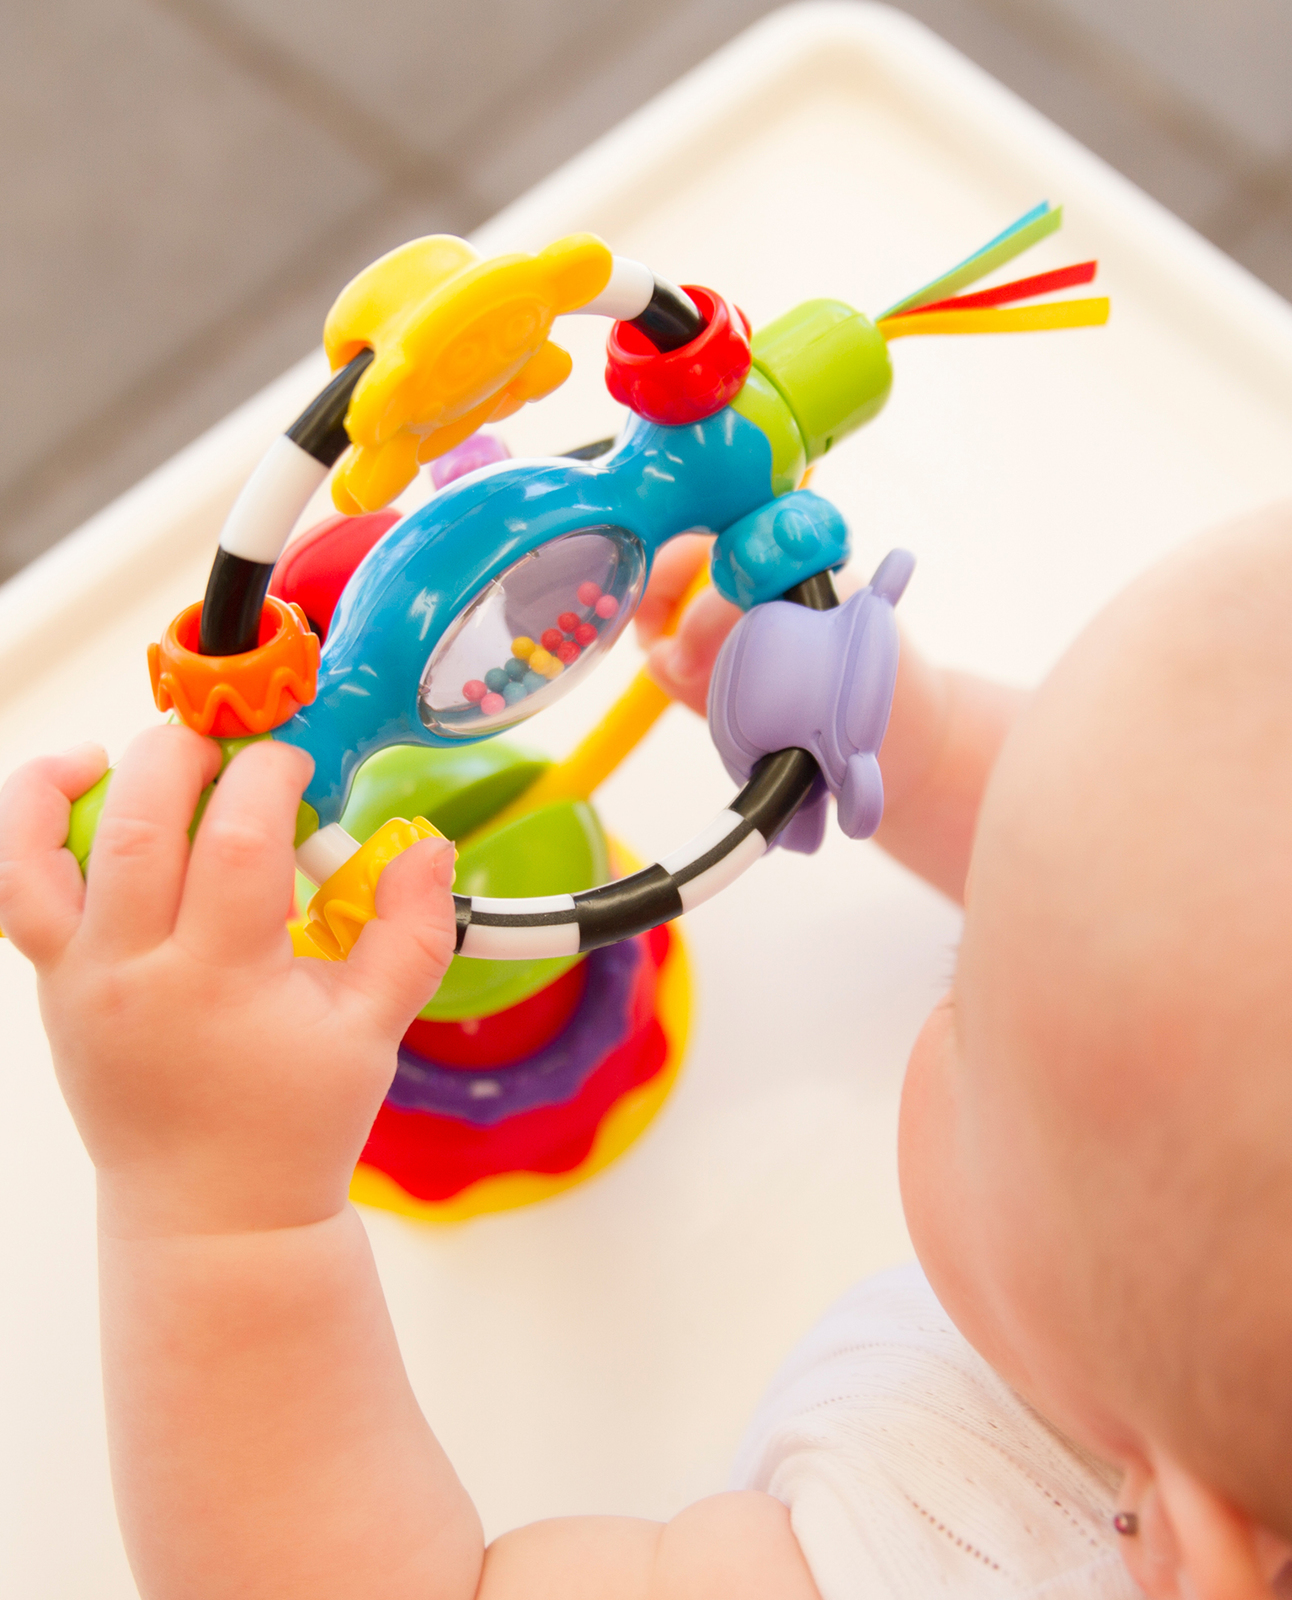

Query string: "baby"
[[2, 507, 1291, 1600]]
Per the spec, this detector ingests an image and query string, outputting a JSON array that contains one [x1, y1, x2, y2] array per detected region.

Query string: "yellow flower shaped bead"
[[324, 232, 614, 513]]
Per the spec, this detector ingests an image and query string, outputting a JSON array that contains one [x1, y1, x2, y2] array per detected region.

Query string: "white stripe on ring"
[[459, 917, 581, 961], [219, 436, 328, 564], [575, 256, 655, 321], [676, 827, 766, 913], [660, 809, 746, 878], [467, 893, 578, 917]]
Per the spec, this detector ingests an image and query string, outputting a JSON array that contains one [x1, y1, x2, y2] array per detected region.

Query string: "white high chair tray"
[[2, 3, 1291, 1590]]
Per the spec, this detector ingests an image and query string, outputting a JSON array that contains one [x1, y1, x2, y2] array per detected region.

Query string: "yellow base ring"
[[350, 920, 690, 1223]]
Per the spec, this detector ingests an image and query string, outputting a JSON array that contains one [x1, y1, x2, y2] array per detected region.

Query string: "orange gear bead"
[[148, 596, 320, 738]]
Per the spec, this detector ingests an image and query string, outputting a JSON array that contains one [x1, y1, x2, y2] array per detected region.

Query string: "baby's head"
[[899, 506, 1292, 1597]]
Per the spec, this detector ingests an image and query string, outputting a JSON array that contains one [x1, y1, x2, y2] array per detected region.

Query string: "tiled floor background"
[[2, 0, 1289, 582]]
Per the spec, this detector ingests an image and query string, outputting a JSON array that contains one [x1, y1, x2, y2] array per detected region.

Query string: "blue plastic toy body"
[[276, 406, 841, 825]]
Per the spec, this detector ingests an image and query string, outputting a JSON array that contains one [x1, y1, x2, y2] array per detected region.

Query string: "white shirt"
[[733, 1263, 1139, 1600]]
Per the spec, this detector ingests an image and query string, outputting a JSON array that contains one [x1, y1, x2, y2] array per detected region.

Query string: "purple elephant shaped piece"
[[708, 549, 915, 854]]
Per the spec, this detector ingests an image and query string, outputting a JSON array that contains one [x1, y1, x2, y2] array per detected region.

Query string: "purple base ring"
[[388, 936, 643, 1126]]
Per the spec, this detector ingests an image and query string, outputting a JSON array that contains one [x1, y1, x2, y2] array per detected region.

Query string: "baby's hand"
[[635, 533, 744, 715], [0, 726, 455, 1238], [635, 534, 1023, 901]]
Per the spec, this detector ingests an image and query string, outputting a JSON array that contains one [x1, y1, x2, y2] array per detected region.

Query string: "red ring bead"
[[605, 286, 752, 426]]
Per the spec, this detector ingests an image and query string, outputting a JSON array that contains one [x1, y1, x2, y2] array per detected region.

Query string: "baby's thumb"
[[342, 835, 457, 1037]]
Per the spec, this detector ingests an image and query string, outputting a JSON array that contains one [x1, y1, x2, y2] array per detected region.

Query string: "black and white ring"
[[198, 255, 827, 956], [452, 744, 819, 958], [197, 260, 702, 658]]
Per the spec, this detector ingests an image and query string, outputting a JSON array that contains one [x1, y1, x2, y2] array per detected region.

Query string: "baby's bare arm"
[[0, 730, 820, 1600], [102, 1213, 818, 1600], [477, 1496, 818, 1600], [640, 536, 1025, 903], [872, 647, 1023, 902], [100, 1214, 483, 1600]]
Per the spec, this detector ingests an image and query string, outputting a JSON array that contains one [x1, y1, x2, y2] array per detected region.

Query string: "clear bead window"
[[419, 527, 647, 738]]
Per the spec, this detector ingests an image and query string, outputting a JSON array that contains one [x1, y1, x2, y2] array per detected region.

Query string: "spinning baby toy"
[[53, 200, 1108, 1217]]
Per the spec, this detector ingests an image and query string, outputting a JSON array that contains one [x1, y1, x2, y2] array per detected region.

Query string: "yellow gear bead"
[[298, 815, 450, 962], [324, 232, 614, 513]]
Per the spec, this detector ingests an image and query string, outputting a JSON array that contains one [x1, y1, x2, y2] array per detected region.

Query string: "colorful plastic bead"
[[485, 667, 510, 693], [529, 649, 563, 679], [505, 657, 527, 680], [480, 691, 506, 714], [428, 430, 511, 490], [268, 508, 400, 642], [556, 639, 580, 665], [577, 581, 601, 607], [605, 286, 752, 426], [512, 636, 536, 660], [557, 611, 579, 632], [594, 594, 619, 619], [462, 680, 487, 703], [300, 815, 445, 961], [502, 680, 528, 705], [522, 671, 546, 693], [574, 622, 598, 647], [148, 597, 320, 739], [540, 627, 563, 652]]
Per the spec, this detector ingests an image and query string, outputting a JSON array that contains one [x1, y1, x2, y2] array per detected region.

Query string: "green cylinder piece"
[[750, 299, 892, 462], [729, 366, 806, 499], [67, 771, 112, 871]]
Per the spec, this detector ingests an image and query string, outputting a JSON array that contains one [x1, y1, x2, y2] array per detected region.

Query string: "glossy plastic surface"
[[710, 488, 852, 610], [605, 286, 752, 425], [428, 430, 511, 489], [275, 404, 780, 824], [296, 814, 445, 960], [422, 798, 609, 1021], [269, 508, 401, 640], [402, 959, 588, 1068], [148, 595, 319, 737], [419, 528, 644, 738], [710, 551, 914, 846], [324, 233, 613, 512], [65, 770, 112, 871], [392, 935, 645, 1123], [749, 298, 892, 461], [340, 740, 550, 846], [360, 925, 673, 1202], [350, 922, 689, 1223]]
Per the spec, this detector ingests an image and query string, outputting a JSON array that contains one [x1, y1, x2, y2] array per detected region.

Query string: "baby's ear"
[[1122, 1449, 1292, 1599]]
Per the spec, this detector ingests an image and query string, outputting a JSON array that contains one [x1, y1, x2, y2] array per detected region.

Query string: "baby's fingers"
[[341, 836, 457, 1038], [80, 725, 220, 959], [635, 532, 715, 646], [177, 739, 313, 967], [0, 744, 108, 964], [646, 584, 742, 716]]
